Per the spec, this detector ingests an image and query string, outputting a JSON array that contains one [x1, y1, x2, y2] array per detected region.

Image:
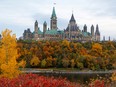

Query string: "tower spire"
[[70, 13, 76, 23], [95, 24, 100, 41], [83, 24, 87, 32], [91, 24, 94, 36], [34, 20, 39, 40], [51, 6, 56, 18], [50, 6, 57, 30], [95, 24, 100, 35]]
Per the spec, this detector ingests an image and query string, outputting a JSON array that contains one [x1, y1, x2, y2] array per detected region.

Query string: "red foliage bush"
[[89, 80, 105, 87], [88, 79, 112, 87], [0, 73, 80, 87]]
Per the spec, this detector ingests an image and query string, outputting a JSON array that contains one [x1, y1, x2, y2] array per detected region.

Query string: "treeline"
[[17, 40, 116, 70]]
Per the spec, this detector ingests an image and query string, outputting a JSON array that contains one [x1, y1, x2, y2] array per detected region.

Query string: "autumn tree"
[[70, 59, 75, 68], [41, 59, 47, 68], [46, 56, 53, 67], [0, 29, 21, 78], [30, 55, 40, 67], [91, 43, 102, 57], [52, 58, 57, 67], [62, 58, 70, 68], [62, 40, 70, 48], [76, 56, 85, 69], [18, 59, 26, 68], [16, 39, 116, 70]]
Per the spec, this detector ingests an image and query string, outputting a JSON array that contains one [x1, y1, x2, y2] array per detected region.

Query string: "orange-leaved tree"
[[0, 29, 21, 78], [91, 43, 102, 57]]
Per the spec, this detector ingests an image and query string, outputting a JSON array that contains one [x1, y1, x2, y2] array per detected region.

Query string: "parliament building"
[[22, 7, 100, 42]]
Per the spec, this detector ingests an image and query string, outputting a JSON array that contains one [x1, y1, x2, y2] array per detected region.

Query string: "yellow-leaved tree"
[[0, 29, 20, 78], [30, 55, 40, 66]]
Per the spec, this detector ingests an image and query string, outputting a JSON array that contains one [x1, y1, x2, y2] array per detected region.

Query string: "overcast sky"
[[0, 0, 116, 40]]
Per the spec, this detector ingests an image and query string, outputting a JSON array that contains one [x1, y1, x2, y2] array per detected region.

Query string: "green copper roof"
[[38, 28, 43, 34], [82, 32, 88, 37], [82, 32, 91, 37], [57, 30, 64, 34], [33, 28, 43, 35], [45, 29, 58, 35], [45, 29, 64, 35], [51, 7, 56, 18], [45, 29, 57, 35]]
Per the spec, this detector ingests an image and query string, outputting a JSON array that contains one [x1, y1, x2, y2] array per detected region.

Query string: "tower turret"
[[65, 13, 79, 40], [43, 21, 47, 37], [83, 24, 87, 32], [95, 24, 100, 41], [109, 36, 110, 41], [91, 25, 94, 36], [35, 20, 38, 32], [34, 20, 39, 39], [103, 36, 105, 41], [50, 7, 57, 30]]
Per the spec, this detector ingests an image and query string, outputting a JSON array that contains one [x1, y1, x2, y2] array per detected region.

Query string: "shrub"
[[0, 73, 80, 87]]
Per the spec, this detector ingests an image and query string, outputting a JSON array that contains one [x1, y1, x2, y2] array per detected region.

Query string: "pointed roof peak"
[[95, 24, 100, 35], [35, 20, 38, 23], [84, 24, 87, 26], [35, 20, 38, 25], [70, 13, 76, 23], [96, 24, 99, 29], [44, 21, 47, 25], [51, 7, 56, 18], [84, 24, 87, 29], [91, 25, 94, 28], [96, 24, 99, 30]]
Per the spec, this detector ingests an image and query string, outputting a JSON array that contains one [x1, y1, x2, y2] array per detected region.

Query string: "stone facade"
[[23, 28, 33, 40], [22, 7, 100, 42], [64, 14, 100, 42]]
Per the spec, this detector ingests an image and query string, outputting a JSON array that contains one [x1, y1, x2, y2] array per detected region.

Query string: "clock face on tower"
[[53, 17, 56, 19]]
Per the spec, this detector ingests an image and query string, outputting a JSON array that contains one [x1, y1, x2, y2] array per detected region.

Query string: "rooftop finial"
[[54, 3, 56, 6], [72, 10, 73, 14]]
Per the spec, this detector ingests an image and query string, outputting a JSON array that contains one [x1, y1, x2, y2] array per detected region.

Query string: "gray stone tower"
[[103, 36, 105, 41], [34, 20, 39, 40], [95, 24, 100, 41], [43, 21, 47, 37], [83, 24, 87, 32], [50, 7, 57, 30], [91, 25, 94, 40], [67, 13, 79, 40], [109, 36, 110, 41], [69, 14, 76, 39]]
